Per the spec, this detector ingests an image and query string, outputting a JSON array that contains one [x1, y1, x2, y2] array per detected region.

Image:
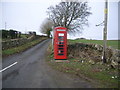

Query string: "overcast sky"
[[0, 0, 119, 40]]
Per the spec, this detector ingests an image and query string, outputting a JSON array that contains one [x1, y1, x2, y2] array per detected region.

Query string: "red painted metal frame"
[[54, 27, 67, 60]]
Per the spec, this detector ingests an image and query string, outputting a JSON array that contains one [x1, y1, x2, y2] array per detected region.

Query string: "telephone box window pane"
[[59, 42, 64, 44], [61, 51, 64, 53], [58, 45, 64, 47], [58, 33, 64, 36], [58, 37, 64, 39], [58, 48, 63, 50], [58, 42, 64, 44], [58, 50, 64, 53], [59, 39, 64, 41], [58, 54, 64, 55]]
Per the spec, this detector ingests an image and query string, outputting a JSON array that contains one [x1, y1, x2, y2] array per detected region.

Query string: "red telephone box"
[[54, 27, 67, 60]]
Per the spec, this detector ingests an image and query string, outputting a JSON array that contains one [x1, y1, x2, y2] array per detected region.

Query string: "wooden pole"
[[103, 0, 108, 63]]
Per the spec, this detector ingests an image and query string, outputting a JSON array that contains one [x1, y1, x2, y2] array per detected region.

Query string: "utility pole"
[[103, 0, 108, 63]]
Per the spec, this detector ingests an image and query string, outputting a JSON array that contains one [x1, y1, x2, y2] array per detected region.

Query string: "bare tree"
[[40, 19, 54, 37], [47, 1, 91, 34]]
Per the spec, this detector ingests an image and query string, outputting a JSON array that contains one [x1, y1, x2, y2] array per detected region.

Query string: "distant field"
[[68, 39, 120, 50]]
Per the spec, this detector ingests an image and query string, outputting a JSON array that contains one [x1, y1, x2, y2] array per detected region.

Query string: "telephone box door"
[[54, 27, 67, 60]]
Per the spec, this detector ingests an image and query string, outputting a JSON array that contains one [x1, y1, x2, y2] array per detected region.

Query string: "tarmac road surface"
[[2, 39, 94, 88]]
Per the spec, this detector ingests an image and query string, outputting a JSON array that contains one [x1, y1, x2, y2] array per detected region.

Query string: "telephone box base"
[[55, 60, 69, 63]]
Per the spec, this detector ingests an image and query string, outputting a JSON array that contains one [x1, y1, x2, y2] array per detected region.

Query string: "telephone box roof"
[[54, 27, 68, 30]]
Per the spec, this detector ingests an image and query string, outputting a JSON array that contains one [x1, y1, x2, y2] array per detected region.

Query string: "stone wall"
[[2, 35, 42, 50], [68, 43, 120, 69]]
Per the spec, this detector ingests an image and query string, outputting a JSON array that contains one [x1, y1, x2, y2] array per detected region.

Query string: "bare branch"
[[47, 1, 91, 34]]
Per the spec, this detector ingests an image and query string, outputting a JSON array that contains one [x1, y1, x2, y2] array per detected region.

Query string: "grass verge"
[[46, 44, 119, 88], [2, 37, 47, 57]]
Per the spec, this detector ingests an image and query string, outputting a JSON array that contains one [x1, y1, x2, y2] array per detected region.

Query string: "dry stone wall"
[[68, 43, 120, 69], [2, 35, 40, 50]]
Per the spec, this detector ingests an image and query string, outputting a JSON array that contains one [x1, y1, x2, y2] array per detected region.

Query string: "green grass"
[[46, 39, 119, 88], [2, 37, 47, 56], [47, 56, 119, 88], [68, 39, 120, 50], [21, 34, 29, 38], [46, 44, 119, 88]]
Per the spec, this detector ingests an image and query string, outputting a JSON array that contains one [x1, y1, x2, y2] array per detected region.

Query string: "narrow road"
[[2, 39, 93, 88]]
